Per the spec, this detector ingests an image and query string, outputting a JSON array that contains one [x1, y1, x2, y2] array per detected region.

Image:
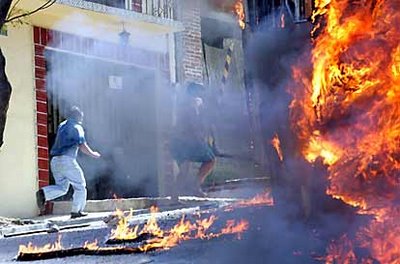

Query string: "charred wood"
[[105, 233, 159, 245], [16, 246, 151, 261]]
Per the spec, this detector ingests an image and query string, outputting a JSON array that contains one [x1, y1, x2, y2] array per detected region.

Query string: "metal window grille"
[[84, 0, 174, 19]]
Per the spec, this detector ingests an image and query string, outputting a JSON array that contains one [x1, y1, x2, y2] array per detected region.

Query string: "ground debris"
[[0, 217, 36, 227]]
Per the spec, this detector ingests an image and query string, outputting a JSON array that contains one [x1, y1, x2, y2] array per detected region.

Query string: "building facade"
[[0, 0, 210, 217]]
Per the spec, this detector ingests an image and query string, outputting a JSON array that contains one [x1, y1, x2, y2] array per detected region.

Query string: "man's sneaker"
[[71, 211, 89, 219], [36, 189, 45, 211]]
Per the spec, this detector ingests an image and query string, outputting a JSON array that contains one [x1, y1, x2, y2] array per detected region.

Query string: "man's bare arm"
[[79, 143, 101, 158]]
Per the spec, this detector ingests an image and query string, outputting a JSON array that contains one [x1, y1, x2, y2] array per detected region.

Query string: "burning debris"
[[106, 205, 249, 250], [15, 196, 264, 261], [289, 0, 400, 262], [16, 214, 249, 261], [229, 188, 274, 208], [17, 238, 146, 262]]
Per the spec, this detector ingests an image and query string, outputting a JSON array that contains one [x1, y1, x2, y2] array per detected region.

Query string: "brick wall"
[[176, 0, 204, 84], [34, 27, 50, 189], [131, 0, 142, 12]]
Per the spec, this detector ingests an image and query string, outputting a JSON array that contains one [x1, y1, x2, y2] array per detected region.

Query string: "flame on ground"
[[233, 189, 275, 207], [110, 206, 249, 252], [109, 208, 139, 241], [196, 215, 218, 239], [140, 206, 164, 238], [289, 0, 400, 262], [139, 215, 195, 252], [220, 219, 249, 240], [18, 196, 261, 257], [83, 240, 99, 250], [321, 235, 358, 264], [19, 235, 63, 254]]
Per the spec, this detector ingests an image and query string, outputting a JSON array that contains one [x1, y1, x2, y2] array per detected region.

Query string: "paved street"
[[0, 206, 334, 264]]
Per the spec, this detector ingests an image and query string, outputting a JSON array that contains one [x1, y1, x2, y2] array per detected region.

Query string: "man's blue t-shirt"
[[50, 119, 86, 158]]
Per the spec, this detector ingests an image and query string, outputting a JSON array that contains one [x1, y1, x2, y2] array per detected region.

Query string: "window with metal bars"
[[83, 0, 175, 19], [84, 0, 126, 8]]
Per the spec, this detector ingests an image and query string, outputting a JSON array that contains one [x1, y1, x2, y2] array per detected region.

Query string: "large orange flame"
[[290, 0, 400, 262]]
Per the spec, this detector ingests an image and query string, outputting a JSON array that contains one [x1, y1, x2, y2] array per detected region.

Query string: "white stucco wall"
[[0, 24, 38, 218]]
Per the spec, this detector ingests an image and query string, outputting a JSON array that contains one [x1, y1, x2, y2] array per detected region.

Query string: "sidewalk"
[[0, 179, 269, 239], [0, 196, 238, 239]]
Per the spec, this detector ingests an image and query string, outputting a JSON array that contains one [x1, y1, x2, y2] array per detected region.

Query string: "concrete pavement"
[[0, 180, 267, 239], [0, 196, 238, 239]]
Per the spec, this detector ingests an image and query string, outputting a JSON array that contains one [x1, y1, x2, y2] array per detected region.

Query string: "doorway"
[[45, 49, 159, 199]]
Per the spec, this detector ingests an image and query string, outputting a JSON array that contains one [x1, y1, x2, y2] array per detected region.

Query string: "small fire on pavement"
[[15, 193, 264, 261], [18, 235, 63, 254], [229, 188, 274, 209], [107, 205, 249, 251]]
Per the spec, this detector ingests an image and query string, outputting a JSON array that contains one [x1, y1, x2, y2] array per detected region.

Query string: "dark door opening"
[[46, 49, 159, 200]]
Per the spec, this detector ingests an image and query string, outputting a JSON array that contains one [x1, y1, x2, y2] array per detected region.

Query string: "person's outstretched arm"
[[79, 143, 101, 158]]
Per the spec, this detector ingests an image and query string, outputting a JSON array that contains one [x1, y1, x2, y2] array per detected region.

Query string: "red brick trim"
[[132, 0, 142, 12], [34, 27, 50, 197]]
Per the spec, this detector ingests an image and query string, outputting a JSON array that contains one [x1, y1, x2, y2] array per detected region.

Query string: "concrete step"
[[52, 197, 173, 215]]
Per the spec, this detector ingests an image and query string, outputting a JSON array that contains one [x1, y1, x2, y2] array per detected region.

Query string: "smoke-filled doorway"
[[45, 49, 159, 200]]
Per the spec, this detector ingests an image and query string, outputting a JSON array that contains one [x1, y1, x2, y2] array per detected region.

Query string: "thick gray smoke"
[[42, 4, 369, 263], [45, 13, 170, 199], [218, 12, 370, 264], [246, 18, 314, 213]]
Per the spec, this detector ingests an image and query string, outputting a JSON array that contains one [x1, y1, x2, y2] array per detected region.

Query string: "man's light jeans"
[[42, 155, 86, 213]]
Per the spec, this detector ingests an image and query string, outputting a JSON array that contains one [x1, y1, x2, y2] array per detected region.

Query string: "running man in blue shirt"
[[36, 106, 101, 218]]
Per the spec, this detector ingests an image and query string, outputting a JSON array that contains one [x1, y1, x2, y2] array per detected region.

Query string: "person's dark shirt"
[[174, 96, 208, 143], [50, 119, 86, 158]]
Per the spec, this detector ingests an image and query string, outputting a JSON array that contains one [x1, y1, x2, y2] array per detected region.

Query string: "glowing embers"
[[83, 240, 99, 250], [315, 235, 359, 263]]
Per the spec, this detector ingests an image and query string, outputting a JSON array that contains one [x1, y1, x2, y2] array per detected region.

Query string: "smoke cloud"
[[45, 13, 170, 198]]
